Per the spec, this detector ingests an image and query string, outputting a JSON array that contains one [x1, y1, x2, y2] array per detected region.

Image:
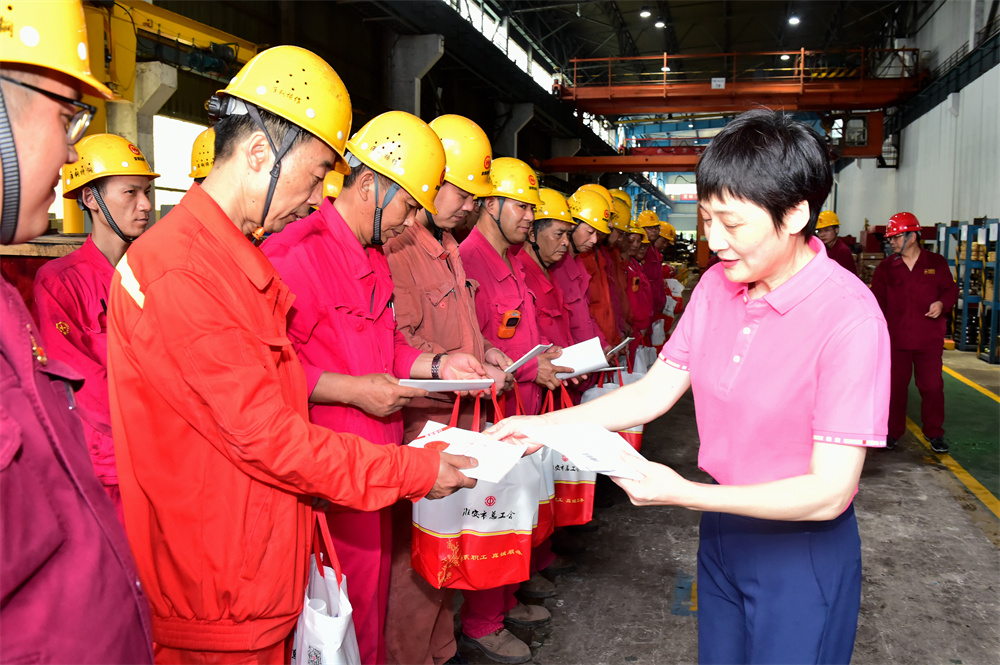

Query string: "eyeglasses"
[[0, 76, 96, 144]]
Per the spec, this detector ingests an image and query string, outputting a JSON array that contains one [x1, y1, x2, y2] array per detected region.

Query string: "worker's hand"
[[440, 352, 489, 381], [485, 347, 516, 391], [603, 344, 613, 357], [350, 373, 426, 418], [425, 451, 478, 499], [535, 347, 573, 391], [484, 415, 548, 455], [611, 452, 687, 507], [925, 300, 944, 319], [623, 322, 633, 336]]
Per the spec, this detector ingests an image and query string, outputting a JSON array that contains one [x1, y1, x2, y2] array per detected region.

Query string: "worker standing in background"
[[816, 210, 857, 275], [578, 189, 625, 348], [263, 110, 488, 665], [382, 113, 513, 665], [0, 1, 153, 661], [637, 209, 667, 315], [623, 222, 653, 349], [551, 188, 613, 353], [107, 47, 476, 663], [189, 126, 214, 184], [33, 134, 158, 525], [459, 157, 571, 664], [871, 212, 959, 453]]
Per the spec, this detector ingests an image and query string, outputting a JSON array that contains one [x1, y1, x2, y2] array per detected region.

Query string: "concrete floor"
[[456, 380, 1000, 665]]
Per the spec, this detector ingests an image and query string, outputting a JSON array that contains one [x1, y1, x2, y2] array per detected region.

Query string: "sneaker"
[[543, 554, 577, 576], [519, 572, 555, 599], [504, 601, 552, 627], [461, 628, 531, 664], [929, 437, 949, 453], [885, 436, 898, 450]]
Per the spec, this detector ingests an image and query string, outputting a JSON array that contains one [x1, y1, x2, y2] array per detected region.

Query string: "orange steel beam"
[[538, 154, 701, 173], [557, 79, 918, 115]]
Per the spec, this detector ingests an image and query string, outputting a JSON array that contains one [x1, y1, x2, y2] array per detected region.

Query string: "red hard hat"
[[885, 212, 921, 238]]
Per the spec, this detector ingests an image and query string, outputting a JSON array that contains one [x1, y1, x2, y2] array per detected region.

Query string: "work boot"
[[885, 436, 898, 450], [504, 601, 552, 627], [929, 437, 949, 453], [461, 628, 531, 664], [551, 529, 586, 555], [544, 554, 577, 576], [519, 572, 555, 599]]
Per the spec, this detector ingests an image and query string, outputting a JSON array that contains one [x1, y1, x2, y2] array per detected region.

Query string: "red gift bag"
[[410, 388, 535, 589], [522, 385, 555, 548], [551, 386, 596, 526]]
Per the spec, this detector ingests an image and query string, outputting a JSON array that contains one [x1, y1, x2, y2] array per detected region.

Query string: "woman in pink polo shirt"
[[488, 109, 890, 665]]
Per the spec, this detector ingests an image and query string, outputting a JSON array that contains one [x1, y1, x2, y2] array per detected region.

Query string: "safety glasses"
[[1, 76, 96, 144]]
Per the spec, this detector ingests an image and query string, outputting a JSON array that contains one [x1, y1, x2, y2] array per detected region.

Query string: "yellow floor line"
[[942, 366, 1000, 403], [906, 417, 1000, 519], [690, 580, 697, 612]]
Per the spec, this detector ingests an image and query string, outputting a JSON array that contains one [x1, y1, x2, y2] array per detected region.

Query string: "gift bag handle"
[[313, 510, 344, 586], [540, 389, 555, 415], [559, 384, 574, 410], [489, 383, 504, 424], [511, 382, 526, 416]]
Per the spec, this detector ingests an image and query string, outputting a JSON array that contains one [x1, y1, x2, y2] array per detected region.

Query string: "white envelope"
[[553, 337, 611, 380], [409, 421, 527, 483], [606, 336, 634, 358], [399, 379, 494, 393], [518, 422, 647, 480], [504, 343, 553, 374]]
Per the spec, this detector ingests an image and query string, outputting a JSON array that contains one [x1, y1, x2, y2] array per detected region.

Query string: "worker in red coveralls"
[[871, 212, 958, 453], [381, 114, 513, 665], [0, 1, 154, 661], [636, 209, 667, 315], [459, 157, 571, 664], [816, 210, 857, 275], [623, 221, 654, 352], [263, 110, 489, 665], [576, 188, 623, 349], [33, 134, 158, 526], [551, 189, 614, 354], [108, 47, 476, 664]]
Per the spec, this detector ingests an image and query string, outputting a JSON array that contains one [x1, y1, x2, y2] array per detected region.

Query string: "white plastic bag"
[[291, 513, 361, 665]]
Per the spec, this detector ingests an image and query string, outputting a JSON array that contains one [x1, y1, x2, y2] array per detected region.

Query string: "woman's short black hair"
[[213, 104, 312, 162], [696, 109, 832, 240]]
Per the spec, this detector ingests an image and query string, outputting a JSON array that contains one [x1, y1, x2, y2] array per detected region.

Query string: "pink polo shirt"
[[551, 252, 608, 347], [659, 236, 889, 487]]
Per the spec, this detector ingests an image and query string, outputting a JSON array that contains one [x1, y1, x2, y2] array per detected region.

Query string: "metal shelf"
[[943, 219, 1000, 363]]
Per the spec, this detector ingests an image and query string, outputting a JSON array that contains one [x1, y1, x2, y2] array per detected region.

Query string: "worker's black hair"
[[213, 105, 312, 162], [341, 160, 394, 193], [696, 109, 831, 241], [531, 217, 557, 237]]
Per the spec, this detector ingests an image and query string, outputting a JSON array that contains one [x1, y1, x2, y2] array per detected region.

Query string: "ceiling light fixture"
[[788, 15, 800, 25], [655, 17, 666, 28], [688, 123, 694, 128], [661, 66, 671, 72], [640, 4, 652, 18], [780, 54, 790, 61]]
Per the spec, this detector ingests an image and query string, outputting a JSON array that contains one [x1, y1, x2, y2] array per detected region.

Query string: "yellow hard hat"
[[215, 45, 353, 175], [637, 210, 660, 227], [817, 210, 840, 230], [659, 220, 676, 243], [323, 171, 343, 199], [567, 189, 611, 234], [612, 202, 633, 232], [346, 110, 446, 214], [189, 127, 215, 179], [487, 157, 543, 206], [626, 221, 645, 235], [641, 233, 651, 244], [609, 188, 633, 212], [429, 114, 493, 198], [577, 184, 614, 211], [62, 134, 159, 199], [536, 188, 573, 223], [0, 0, 113, 100]]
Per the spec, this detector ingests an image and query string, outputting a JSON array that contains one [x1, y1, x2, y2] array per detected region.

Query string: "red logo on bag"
[[425, 440, 450, 451], [485, 496, 497, 507], [562, 455, 569, 462]]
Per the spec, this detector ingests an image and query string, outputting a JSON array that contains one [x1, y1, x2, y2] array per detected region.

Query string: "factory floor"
[[455, 347, 1000, 664]]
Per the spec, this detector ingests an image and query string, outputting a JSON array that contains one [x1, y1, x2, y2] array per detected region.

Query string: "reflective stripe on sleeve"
[[116, 254, 145, 308]]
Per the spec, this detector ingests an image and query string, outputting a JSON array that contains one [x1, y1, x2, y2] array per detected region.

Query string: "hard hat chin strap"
[[370, 171, 399, 247], [528, 221, 553, 270], [246, 104, 300, 245], [91, 186, 134, 244], [427, 210, 444, 242], [0, 86, 22, 245], [568, 228, 580, 255], [895, 231, 910, 256], [488, 196, 514, 245]]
